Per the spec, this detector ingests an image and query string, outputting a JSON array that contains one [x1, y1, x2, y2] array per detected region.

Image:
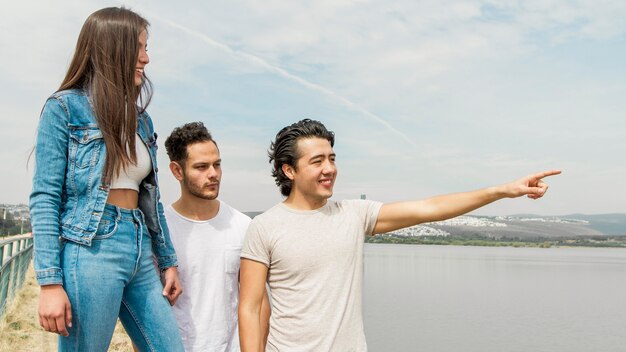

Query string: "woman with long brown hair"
[[30, 7, 184, 351]]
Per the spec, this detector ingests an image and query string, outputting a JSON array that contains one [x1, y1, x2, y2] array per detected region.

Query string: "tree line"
[[0, 208, 31, 237]]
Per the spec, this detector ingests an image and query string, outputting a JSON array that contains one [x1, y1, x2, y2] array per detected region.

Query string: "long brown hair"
[[60, 7, 153, 182]]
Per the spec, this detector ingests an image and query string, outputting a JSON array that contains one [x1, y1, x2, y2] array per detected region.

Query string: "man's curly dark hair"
[[165, 121, 217, 164], [269, 119, 335, 197]]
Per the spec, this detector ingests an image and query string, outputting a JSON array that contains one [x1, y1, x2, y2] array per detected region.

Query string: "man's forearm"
[[419, 186, 505, 222], [375, 187, 503, 233], [261, 290, 271, 348], [239, 307, 263, 352]]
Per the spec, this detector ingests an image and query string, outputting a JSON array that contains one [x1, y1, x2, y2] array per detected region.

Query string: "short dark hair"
[[269, 119, 335, 197], [165, 122, 217, 164]]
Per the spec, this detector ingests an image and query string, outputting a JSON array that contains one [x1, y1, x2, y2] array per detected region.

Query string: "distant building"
[[0, 204, 30, 220]]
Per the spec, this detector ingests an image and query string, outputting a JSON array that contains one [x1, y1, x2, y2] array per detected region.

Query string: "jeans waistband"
[[103, 203, 144, 222]]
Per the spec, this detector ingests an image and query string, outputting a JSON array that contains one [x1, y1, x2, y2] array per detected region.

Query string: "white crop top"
[[110, 134, 152, 191]]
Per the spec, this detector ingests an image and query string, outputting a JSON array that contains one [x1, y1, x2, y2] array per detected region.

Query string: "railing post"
[[18, 245, 33, 289], [16, 244, 24, 289], [16, 253, 23, 289], [9, 260, 16, 303], [0, 269, 8, 316]]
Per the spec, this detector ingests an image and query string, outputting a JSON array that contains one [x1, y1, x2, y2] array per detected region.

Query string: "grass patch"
[[0, 265, 133, 352]]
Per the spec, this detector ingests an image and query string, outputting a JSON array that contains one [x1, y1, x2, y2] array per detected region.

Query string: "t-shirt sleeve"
[[345, 199, 383, 236], [241, 218, 271, 267]]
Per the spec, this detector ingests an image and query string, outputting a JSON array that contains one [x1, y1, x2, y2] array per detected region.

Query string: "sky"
[[1, 0, 624, 215]]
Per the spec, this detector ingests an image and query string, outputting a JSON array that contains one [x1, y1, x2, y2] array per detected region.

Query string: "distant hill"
[[507, 213, 626, 236], [392, 213, 626, 239], [560, 214, 626, 236]]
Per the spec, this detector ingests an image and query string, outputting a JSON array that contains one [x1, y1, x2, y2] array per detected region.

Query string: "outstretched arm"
[[373, 170, 561, 234], [239, 259, 269, 352]]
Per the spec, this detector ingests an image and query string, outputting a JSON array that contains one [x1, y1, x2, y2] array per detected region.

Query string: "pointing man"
[[239, 119, 559, 351]]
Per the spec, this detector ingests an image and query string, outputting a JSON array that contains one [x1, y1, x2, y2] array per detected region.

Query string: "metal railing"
[[0, 234, 34, 318]]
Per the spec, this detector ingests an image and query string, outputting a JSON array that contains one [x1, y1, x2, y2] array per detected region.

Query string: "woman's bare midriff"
[[107, 189, 139, 209]]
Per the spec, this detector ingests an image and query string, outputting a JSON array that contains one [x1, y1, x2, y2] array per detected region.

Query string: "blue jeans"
[[59, 204, 184, 352]]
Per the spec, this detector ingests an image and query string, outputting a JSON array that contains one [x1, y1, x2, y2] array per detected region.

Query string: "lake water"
[[363, 244, 626, 352]]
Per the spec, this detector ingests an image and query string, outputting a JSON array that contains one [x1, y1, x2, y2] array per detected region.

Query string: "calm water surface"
[[363, 244, 626, 352]]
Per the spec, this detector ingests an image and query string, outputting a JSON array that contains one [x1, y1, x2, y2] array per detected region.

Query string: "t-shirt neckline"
[[167, 200, 223, 224], [278, 201, 331, 215]]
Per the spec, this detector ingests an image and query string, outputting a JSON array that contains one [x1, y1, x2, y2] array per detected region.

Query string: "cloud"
[[1, 0, 625, 214], [134, 6, 420, 149]]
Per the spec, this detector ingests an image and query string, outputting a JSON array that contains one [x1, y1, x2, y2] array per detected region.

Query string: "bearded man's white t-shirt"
[[165, 201, 251, 352]]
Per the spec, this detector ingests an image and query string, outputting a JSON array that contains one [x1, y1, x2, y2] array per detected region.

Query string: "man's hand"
[[500, 169, 561, 199], [162, 266, 183, 305], [39, 285, 72, 336]]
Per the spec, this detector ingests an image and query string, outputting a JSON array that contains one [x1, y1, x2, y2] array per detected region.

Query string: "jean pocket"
[[92, 218, 118, 240], [224, 248, 241, 274], [69, 126, 104, 169]]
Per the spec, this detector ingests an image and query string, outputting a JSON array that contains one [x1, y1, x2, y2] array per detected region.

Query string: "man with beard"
[[163, 122, 269, 351]]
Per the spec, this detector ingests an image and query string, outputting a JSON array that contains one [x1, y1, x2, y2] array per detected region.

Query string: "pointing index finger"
[[532, 169, 561, 180]]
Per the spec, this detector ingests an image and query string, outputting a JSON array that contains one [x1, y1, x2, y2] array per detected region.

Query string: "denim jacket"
[[30, 89, 177, 285]]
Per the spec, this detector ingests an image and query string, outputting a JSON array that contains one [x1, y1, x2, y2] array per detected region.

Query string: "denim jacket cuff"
[[35, 268, 64, 286], [156, 255, 178, 271]]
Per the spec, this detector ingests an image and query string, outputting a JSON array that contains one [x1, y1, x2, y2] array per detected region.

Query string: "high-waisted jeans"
[[59, 204, 184, 352]]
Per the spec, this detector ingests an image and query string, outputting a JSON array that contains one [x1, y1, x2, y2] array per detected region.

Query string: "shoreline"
[[366, 234, 626, 249]]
